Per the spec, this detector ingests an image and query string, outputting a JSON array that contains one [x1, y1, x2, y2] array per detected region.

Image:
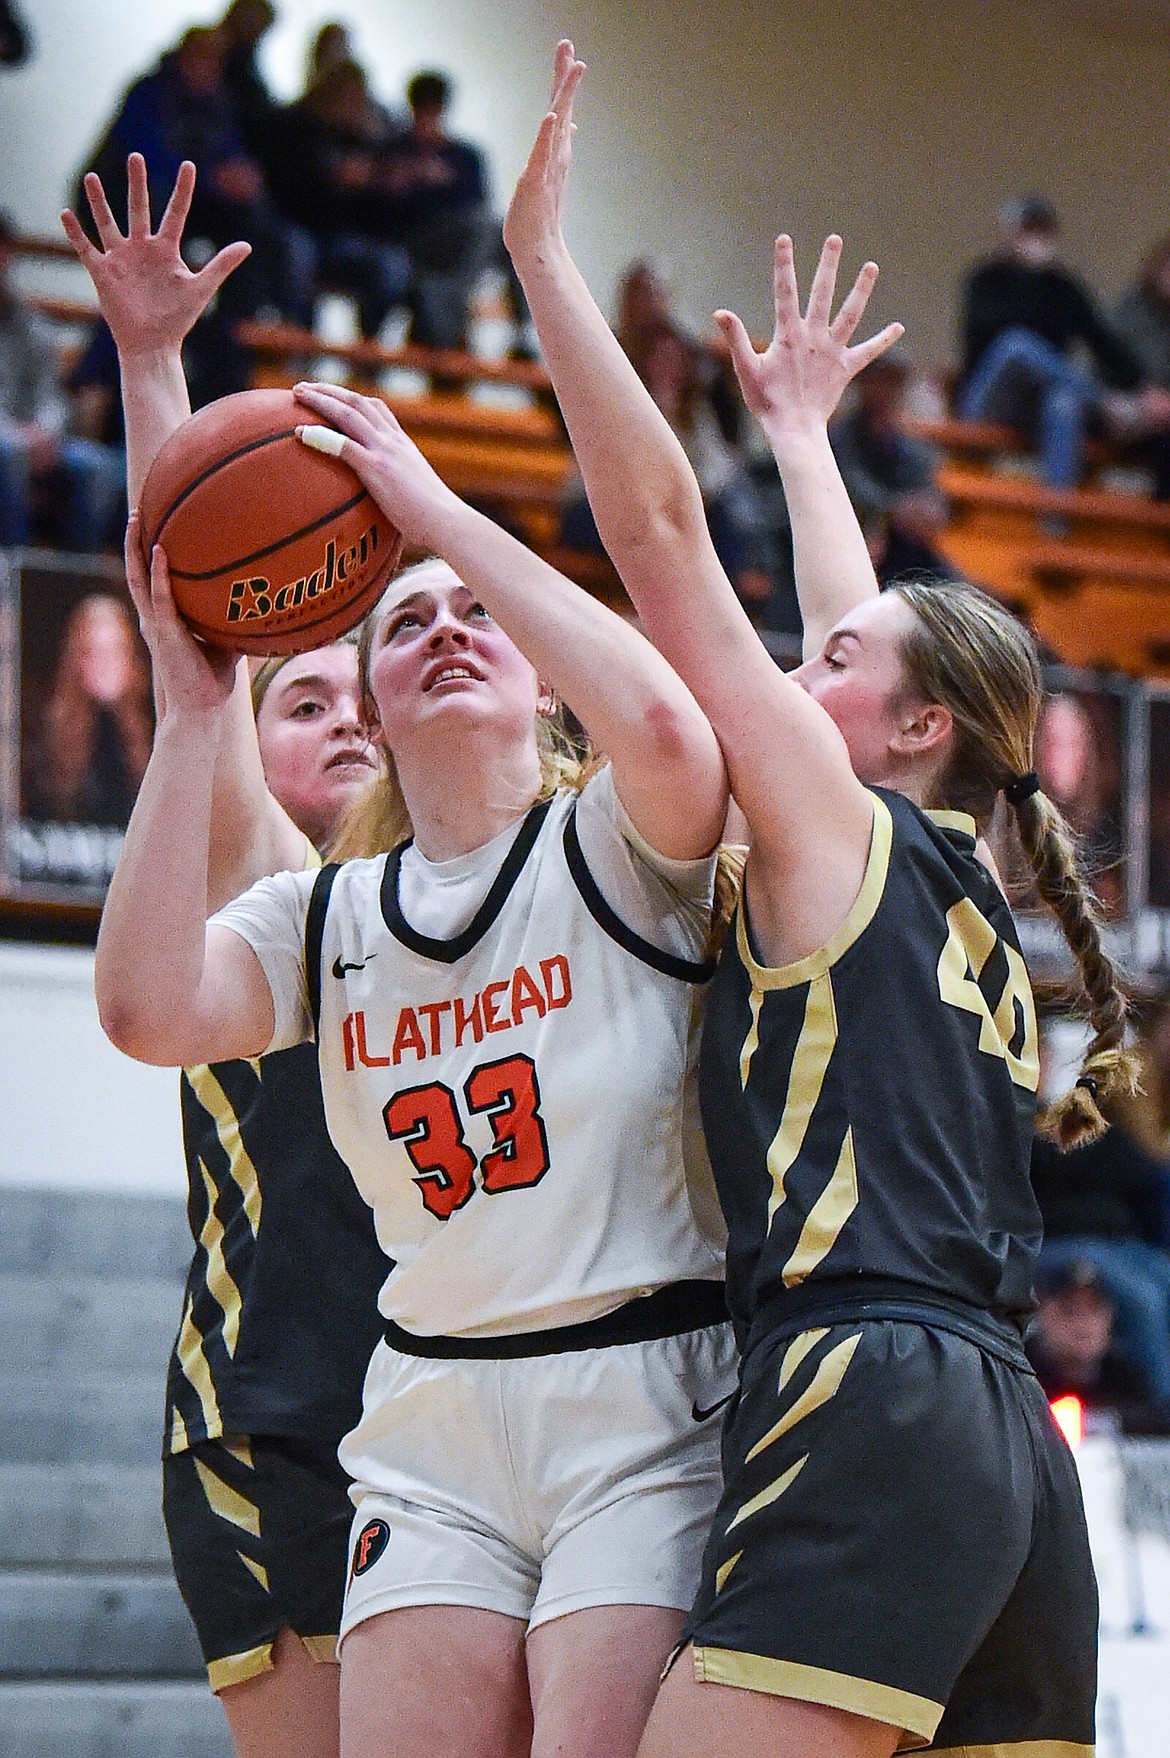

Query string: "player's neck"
[[396, 730, 544, 863]]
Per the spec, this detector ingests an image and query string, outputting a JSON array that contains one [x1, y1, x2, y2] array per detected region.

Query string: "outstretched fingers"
[[829, 260, 880, 346], [157, 160, 197, 245], [771, 235, 802, 337], [195, 239, 251, 301], [714, 309, 763, 401], [126, 153, 152, 240], [59, 205, 101, 269], [83, 171, 123, 252], [804, 234, 843, 329], [846, 320, 906, 375]]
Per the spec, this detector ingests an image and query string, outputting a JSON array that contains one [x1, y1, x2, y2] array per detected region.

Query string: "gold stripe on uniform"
[[691, 1647, 943, 1742], [764, 973, 838, 1226], [779, 1327, 829, 1390], [739, 985, 764, 1089], [168, 1405, 189, 1454], [714, 1550, 743, 1593], [782, 1126, 859, 1287], [174, 1293, 223, 1439], [746, 1332, 862, 1464], [186, 1065, 263, 1238], [193, 1455, 261, 1537], [207, 1641, 275, 1694], [220, 1437, 254, 1468], [725, 1454, 807, 1532], [925, 1746, 1093, 1758], [197, 1159, 244, 1356], [238, 1549, 270, 1590]]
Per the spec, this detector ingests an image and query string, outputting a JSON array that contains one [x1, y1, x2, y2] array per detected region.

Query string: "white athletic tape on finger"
[[300, 425, 347, 457]]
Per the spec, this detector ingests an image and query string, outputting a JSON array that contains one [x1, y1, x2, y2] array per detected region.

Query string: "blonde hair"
[[892, 579, 1138, 1150]]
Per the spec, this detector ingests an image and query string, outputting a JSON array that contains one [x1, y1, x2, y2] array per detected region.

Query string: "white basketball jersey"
[[213, 773, 726, 1338]]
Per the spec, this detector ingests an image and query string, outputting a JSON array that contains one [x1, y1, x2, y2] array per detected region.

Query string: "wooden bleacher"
[[12, 230, 1170, 670]]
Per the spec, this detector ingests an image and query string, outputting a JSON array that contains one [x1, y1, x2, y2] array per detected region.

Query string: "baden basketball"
[[139, 388, 402, 656]]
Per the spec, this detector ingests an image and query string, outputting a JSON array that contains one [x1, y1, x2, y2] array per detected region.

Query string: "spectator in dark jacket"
[[958, 196, 1170, 489], [379, 69, 528, 352], [0, 0, 30, 66], [829, 351, 949, 582], [1113, 232, 1170, 500], [1026, 1257, 1163, 1427], [266, 61, 410, 341], [217, 0, 279, 165]]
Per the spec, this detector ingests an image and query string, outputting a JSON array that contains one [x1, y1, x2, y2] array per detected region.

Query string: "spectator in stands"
[[828, 349, 949, 583], [380, 69, 529, 352], [266, 60, 411, 340], [0, 214, 123, 549], [79, 27, 312, 338], [22, 591, 152, 826], [957, 196, 1165, 490], [1032, 995, 1170, 1399], [562, 317, 773, 609], [217, 0, 279, 165], [1113, 233, 1170, 500], [303, 19, 403, 135], [0, 0, 29, 66], [1026, 1257, 1161, 1424]]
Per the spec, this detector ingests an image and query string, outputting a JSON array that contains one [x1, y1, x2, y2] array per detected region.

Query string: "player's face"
[[791, 593, 923, 784], [255, 644, 377, 847], [366, 562, 541, 756]]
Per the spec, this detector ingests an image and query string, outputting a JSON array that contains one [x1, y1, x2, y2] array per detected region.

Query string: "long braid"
[[1013, 791, 1138, 1148], [894, 579, 1138, 1152]]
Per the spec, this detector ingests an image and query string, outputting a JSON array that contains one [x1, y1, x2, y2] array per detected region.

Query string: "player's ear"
[[890, 700, 952, 760], [536, 680, 558, 718]]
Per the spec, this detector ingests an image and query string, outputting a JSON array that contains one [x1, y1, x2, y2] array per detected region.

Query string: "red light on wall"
[[1051, 1394, 1084, 1449]]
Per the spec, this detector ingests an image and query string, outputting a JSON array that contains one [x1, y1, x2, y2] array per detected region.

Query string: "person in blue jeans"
[[957, 195, 1167, 489]]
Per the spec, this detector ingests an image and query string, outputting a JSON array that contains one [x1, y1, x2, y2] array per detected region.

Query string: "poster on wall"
[[1, 549, 153, 900]]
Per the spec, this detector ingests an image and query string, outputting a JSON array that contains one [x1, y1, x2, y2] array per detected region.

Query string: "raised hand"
[[124, 513, 237, 719], [503, 39, 585, 267], [715, 234, 904, 441], [294, 382, 460, 547], [60, 155, 250, 359]]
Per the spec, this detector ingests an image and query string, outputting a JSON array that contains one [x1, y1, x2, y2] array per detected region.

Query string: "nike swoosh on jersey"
[[692, 1392, 735, 1423], [332, 955, 377, 978]]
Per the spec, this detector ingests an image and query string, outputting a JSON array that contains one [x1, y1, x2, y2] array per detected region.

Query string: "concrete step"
[[0, 1376, 162, 1466], [0, 1188, 190, 1282], [0, 1568, 202, 1679], [0, 1680, 232, 1758], [0, 1273, 179, 1376], [0, 1465, 167, 1567]]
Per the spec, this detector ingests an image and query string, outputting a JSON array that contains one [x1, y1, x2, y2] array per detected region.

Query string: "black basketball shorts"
[[680, 1318, 1098, 1753], [163, 1433, 354, 1692]]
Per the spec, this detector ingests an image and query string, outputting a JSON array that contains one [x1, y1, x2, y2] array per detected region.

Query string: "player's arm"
[[95, 526, 275, 1066], [62, 155, 309, 905], [503, 46, 876, 949], [294, 383, 728, 861], [715, 235, 902, 657]]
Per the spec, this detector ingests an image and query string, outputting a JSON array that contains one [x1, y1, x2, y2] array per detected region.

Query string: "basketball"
[[138, 388, 402, 656]]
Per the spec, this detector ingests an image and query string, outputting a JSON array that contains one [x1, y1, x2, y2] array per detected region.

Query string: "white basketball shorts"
[[338, 1320, 738, 1642]]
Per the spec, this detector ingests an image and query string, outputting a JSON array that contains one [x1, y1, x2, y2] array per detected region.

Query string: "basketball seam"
[[148, 427, 298, 537], [163, 489, 372, 580]]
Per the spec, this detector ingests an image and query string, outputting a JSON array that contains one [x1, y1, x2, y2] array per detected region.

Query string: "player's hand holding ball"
[[123, 512, 237, 723], [295, 381, 463, 555]]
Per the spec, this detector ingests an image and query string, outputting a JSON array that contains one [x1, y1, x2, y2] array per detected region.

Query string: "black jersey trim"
[[305, 862, 341, 1037], [735, 792, 893, 992], [383, 1279, 728, 1357], [378, 796, 554, 964], [562, 805, 715, 984]]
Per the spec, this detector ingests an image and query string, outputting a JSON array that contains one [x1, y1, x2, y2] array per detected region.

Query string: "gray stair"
[[1, 1272, 179, 1374], [0, 1682, 232, 1758], [0, 1187, 220, 1757], [0, 1374, 167, 1465], [0, 1570, 202, 1677], [0, 1465, 167, 1566]]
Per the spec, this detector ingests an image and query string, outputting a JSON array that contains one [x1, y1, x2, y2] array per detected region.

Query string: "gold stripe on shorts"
[[692, 1647, 944, 1743], [208, 1641, 274, 1693], [924, 1745, 1094, 1757]]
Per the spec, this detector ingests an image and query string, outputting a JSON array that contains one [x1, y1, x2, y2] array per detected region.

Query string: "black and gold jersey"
[[699, 787, 1042, 1344], [164, 1042, 388, 1457]]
